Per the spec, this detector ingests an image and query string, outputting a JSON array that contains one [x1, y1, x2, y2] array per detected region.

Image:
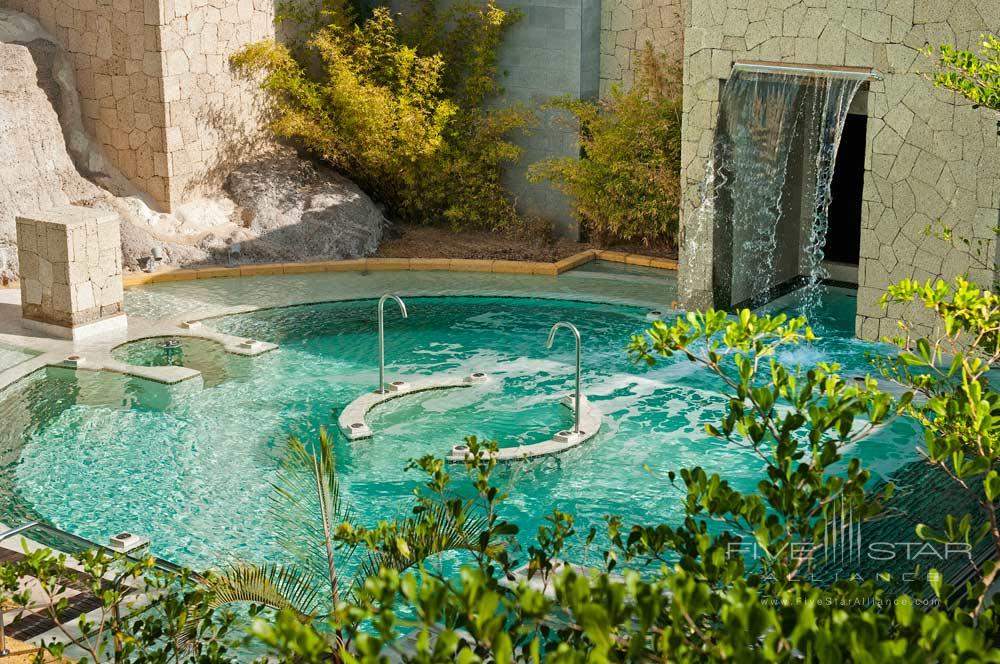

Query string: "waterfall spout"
[[682, 62, 869, 313]]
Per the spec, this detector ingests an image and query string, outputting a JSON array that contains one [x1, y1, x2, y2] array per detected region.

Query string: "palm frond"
[[270, 428, 357, 602], [354, 502, 505, 584], [176, 562, 323, 649], [202, 562, 324, 615]]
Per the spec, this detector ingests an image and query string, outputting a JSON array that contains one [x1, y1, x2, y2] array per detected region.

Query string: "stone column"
[[15, 205, 126, 340]]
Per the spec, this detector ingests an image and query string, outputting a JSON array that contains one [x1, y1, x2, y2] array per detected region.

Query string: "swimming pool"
[[0, 289, 921, 569]]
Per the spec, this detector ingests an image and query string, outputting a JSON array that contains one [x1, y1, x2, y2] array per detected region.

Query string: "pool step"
[[337, 373, 487, 441]]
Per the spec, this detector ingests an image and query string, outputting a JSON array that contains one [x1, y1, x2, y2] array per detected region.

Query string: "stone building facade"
[[1, 0, 686, 234], [1, 0, 274, 212], [496, 0, 602, 237], [676, 0, 1000, 340], [600, 0, 683, 95]]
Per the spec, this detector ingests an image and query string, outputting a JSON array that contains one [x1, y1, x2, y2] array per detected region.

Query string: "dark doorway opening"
[[823, 113, 867, 265]]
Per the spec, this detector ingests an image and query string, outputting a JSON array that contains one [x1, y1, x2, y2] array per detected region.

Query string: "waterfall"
[[689, 66, 863, 311]]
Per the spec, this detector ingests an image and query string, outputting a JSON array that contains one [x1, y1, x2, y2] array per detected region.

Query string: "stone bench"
[[16, 205, 126, 340]]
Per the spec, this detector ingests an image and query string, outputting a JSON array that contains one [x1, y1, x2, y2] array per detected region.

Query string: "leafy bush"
[[232, 1, 529, 231], [529, 45, 683, 248], [927, 34, 1000, 112]]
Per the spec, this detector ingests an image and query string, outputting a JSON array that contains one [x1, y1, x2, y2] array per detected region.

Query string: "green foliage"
[[926, 34, 1000, 112], [529, 46, 683, 247], [232, 2, 529, 230], [627, 309, 905, 586], [876, 277, 1000, 612], [195, 428, 513, 639], [0, 547, 245, 664]]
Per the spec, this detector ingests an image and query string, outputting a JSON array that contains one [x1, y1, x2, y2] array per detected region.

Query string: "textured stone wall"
[[498, 0, 602, 238], [599, 0, 683, 95], [1, 0, 273, 211], [677, 0, 1000, 340], [155, 0, 274, 204], [16, 206, 123, 328], [2, 0, 171, 205]]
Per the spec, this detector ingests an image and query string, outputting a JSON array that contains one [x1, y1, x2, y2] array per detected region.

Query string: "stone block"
[[15, 206, 126, 338]]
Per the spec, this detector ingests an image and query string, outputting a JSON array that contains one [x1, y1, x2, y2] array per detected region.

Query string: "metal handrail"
[[546, 321, 582, 433], [376, 294, 408, 394], [0, 521, 185, 574]]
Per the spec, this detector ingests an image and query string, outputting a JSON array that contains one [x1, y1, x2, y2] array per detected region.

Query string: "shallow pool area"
[[0, 281, 923, 570], [121, 264, 680, 321], [0, 344, 37, 373]]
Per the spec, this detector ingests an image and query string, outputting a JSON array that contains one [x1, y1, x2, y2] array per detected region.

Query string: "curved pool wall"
[[119, 263, 681, 321], [0, 274, 923, 570]]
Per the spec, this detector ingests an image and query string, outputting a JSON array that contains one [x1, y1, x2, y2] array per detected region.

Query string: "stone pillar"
[[15, 205, 126, 340]]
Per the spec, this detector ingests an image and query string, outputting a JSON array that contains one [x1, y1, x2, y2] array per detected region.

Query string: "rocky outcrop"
[[0, 11, 121, 191], [224, 154, 384, 263], [0, 9, 384, 282], [0, 41, 102, 281]]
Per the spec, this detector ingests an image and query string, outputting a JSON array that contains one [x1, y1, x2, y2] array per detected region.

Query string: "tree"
[[232, 2, 529, 231], [875, 277, 1000, 614], [528, 45, 683, 248]]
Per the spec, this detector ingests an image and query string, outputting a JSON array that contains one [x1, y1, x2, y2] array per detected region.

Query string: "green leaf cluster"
[[926, 34, 1000, 112], [232, 1, 530, 231], [528, 45, 683, 247]]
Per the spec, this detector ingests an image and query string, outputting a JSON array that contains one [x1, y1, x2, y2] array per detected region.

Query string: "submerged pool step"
[[447, 393, 602, 463], [338, 373, 487, 440]]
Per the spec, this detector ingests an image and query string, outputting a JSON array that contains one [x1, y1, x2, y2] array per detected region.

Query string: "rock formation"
[[0, 40, 101, 281], [0, 9, 384, 282], [224, 154, 384, 263]]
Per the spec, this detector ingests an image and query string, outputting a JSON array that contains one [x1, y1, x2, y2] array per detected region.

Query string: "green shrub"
[[927, 34, 1000, 112], [232, 1, 529, 231], [529, 45, 683, 248]]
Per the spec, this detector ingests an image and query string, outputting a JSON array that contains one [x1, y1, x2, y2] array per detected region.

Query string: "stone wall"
[[16, 205, 124, 330], [677, 0, 1000, 340], [498, 0, 602, 238], [2, 0, 171, 205], [154, 0, 274, 204], [0, 0, 273, 211], [599, 0, 683, 95]]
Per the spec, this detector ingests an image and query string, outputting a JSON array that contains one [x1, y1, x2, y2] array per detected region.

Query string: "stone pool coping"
[[0, 249, 678, 291], [117, 249, 677, 287]]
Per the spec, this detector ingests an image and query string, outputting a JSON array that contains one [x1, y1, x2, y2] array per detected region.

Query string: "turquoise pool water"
[[0, 292, 921, 569], [0, 344, 37, 372]]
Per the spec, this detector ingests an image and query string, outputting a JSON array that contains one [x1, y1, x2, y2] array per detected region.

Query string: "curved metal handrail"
[[546, 321, 582, 433], [377, 294, 408, 394]]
